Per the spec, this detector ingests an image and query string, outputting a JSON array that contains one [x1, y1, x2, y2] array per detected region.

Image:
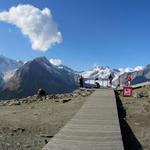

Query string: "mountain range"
[[0, 55, 24, 87], [0, 55, 78, 100], [81, 65, 144, 87], [119, 64, 150, 86], [0, 54, 23, 73], [0, 54, 149, 100]]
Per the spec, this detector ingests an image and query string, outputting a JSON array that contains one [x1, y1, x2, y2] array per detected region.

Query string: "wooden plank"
[[41, 89, 124, 150]]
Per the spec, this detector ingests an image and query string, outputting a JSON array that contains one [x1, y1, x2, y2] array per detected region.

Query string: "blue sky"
[[0, 0, 150, 71]]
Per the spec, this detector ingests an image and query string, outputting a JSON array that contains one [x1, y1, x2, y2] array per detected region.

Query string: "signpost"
[[123, 86, 132, 97]]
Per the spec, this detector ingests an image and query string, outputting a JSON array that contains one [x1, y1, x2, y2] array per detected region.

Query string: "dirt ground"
[[1, 87, 149, 150], [116, 88, 150, 150], [0, 89, 94, 150]]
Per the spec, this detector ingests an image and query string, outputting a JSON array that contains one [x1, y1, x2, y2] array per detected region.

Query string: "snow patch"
[[3, 70, 16, 82]]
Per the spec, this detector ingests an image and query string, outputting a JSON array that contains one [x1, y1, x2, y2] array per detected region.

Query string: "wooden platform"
[[41, 89, 124, 150]]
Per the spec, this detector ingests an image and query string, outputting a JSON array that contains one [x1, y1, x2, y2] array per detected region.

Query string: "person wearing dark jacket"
[[109, 74, 113, 87], [79, 76, 84, 88], [95, 78, 100, 88]]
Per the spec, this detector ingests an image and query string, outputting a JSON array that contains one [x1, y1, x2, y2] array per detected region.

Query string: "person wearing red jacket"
[[128, 76, 131, 86]]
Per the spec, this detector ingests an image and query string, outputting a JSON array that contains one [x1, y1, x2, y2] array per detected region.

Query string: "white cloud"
[[50, 59, 62, 66], [0, 4, 62, 52]]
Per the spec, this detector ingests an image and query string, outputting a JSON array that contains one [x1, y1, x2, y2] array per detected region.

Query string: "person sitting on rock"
[[94, 78, 100, 88], [95, 82, 100, 88]]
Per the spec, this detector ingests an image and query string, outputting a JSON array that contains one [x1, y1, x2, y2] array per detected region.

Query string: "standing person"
[[109, 74, 113, 87], [79, 76, 84, 88], [128, 76, 131, 86], [118, 76, 120, 87]]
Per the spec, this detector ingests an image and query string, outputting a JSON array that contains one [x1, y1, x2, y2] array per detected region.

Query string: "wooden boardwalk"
[[41, 89, 124, 150]]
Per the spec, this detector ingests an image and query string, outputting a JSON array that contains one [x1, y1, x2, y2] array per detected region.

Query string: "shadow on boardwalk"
[[115, 91, 143, 150]]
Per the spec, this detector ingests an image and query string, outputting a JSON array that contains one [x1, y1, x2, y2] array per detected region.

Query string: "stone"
[[12, 128, 25, 132], [8, 101, 21, 106], [72, 93, 79, 97], [135, 122, 140, 125], [22, 99, 28, 103], [132, 91, 149, 98], [141, 91, 149, 97], [80, 92, 87, 97], [0, 103, 4, 106], [45, 139, 48, 145], [5, 143, 10, 146], [40, 134, 53, 138], [54, 99, 60, 102], [61, 99, 71, 103], [132, 92, 141, 98], [37, 88, 46, 97], [25, 145, 32, 148], [3, 101, 9, 105], [17, 143, 21, 146]]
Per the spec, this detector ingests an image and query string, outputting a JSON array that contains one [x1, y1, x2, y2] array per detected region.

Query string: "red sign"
[[123, 86, 132, 97]]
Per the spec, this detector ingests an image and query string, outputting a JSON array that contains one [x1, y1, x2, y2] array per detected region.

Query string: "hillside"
[[0, 57, 78, 100], [119, 64, 150, 86], [0, 88, 94, 150], [116, 85, 150, 150]]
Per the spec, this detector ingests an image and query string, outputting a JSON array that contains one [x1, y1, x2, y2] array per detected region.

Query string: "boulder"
[[61, 99, 71, 103], [37, 88, 46, 97], [132, 91, 149, 98]]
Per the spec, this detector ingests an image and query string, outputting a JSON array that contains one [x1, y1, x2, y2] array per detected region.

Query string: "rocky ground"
[[116, 85, 150, 150], [1, 85, 149, 150], [0, 88, 94, 150]]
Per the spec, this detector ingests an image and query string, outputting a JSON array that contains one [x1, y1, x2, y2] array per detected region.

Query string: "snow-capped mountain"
[[81, 65, 144, 87], [0, 54, 23, 73], [0, 56, 78, 100], [3, 70, 16, 82], [0, 55, 24, 86], [81, 66, 113, 87], [82, 66, 112, 79], [118, 66, 143, 74], [113, 66, 144, 85], [58, 65, 79, 74], [119, 64, 150, 86]]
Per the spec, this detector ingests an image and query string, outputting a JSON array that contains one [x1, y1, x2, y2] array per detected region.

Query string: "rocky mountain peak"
[[0, 56, 78, 100], [145, 64, 150, 69], [0, 54, 23, 73], [33, 56, 51, 66]]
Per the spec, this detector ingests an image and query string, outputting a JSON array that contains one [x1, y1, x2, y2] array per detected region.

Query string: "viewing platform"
[[41, 89, 124, 150]]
